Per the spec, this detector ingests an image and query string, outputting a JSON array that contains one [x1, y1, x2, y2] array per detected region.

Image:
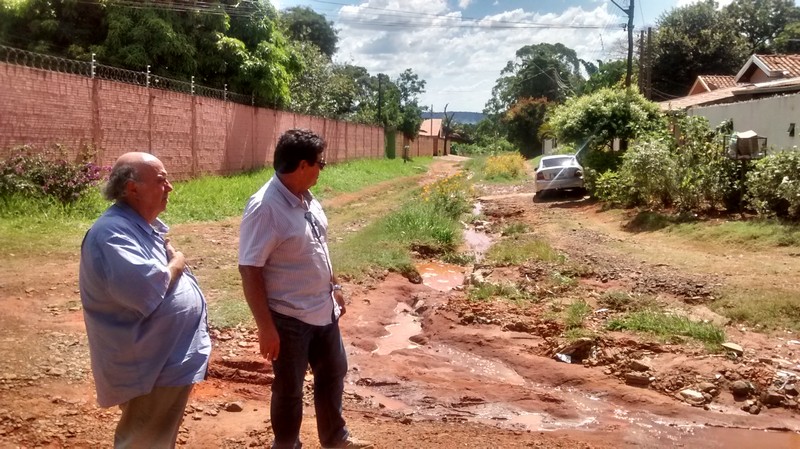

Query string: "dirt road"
[[1, 157, 799, 448]]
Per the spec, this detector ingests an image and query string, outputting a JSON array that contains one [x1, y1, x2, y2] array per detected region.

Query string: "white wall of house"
[[688, 92, 800, 151]]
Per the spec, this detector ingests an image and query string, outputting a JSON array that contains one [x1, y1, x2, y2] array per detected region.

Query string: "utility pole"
[[377, 74, 383, 126], [646, 27, 653, 100], [430, 104, 434, 135], [611, 0, 635, 88], [638, 30, 645, 94]]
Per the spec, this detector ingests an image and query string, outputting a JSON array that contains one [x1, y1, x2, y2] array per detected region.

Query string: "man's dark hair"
[[273, 128, 326, 174]]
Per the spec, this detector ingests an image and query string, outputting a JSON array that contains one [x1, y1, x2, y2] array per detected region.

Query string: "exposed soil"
[[1, 156, 799, 448]]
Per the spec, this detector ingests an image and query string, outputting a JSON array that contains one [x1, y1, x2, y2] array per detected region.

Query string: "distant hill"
[[424, 111, 485, 125]]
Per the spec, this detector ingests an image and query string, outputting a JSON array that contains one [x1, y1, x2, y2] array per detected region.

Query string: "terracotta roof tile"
[[660, 86, 739, 111], [419, 118, 442, 137], [698, 75, 738, 90], [754, 54, 800, 78]]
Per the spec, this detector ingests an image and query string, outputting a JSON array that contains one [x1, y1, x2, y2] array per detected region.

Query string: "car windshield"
[[541, 157, 575, 168]]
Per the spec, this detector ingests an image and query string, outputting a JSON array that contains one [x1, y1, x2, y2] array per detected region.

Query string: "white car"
[[534, 155, 585, 196]]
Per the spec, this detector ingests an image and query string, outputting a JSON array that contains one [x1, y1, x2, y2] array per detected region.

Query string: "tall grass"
[[465, 153, 530, 184], [564, 299, 592, 329], [485, 234, 565, 265], [467, 282, 534, 304], [607, 311, 725, 346], [712, 288, 800, 332], [625, 211, 800, 248], [162, 158, 430, 223], [331, 174, 470, 280]]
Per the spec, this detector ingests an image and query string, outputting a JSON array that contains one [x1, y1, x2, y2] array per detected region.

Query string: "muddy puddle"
[[360, 278, 800, 449], [359, 203, 800, 448], [416, 261, 464, 292]]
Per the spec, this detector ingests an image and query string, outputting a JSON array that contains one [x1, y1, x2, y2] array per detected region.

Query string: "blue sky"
[[267, 0, 736, 111]]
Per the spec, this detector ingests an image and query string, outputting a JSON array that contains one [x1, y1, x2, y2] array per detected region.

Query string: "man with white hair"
[[80, 152, 211, 448]]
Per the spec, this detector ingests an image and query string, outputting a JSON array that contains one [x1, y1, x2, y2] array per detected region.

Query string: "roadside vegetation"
[[2, 140, 798, 340]]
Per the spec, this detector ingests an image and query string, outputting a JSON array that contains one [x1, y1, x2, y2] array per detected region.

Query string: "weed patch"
[[607, 311, 725, 346]]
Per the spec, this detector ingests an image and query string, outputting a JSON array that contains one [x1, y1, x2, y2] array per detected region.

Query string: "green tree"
[[97, 1, 294, 107], [487, 43, 584, 115], [280, 6, 338, 59], [395, 68, 426, 140], [652, 0, 748, 99], [547, 88, 665, 151], [503, 97, 549, 158], [580, 59, 629, 95], [100, 4, 201, 76], [724, 0, 800, 53], [0, 0, 107, 59], [774, 21, 800, 52], [287, 41, 361, 118]]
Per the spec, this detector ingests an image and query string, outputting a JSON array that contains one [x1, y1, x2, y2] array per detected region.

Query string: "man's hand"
[[164, 238, 185, 289], [258, 323, 281, 362], [334, 290, 346, 317]]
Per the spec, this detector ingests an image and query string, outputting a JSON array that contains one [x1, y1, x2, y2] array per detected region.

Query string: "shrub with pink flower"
[[0, 145, 105, 203]]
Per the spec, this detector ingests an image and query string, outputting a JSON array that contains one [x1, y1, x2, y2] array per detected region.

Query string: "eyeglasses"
[[316, 159, 327, 170], [304, 211, 322, 242]]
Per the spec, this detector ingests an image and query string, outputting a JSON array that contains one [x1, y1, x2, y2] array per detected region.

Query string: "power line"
[[70, 0, 267, 18], [316, 0, 618, 28]]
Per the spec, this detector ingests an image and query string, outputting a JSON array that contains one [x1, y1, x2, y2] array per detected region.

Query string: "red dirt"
[[1, 156, 799, 448]]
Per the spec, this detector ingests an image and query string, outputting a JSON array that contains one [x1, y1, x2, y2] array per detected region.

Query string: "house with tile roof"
[[687, 75, 739, 96], [419, 118, 443, 138], [662, 54, 800, 111], [661, 54, 800, 151]]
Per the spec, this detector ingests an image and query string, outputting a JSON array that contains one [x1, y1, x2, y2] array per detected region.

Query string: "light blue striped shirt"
[[238, 175, 339, 326], [79, 203, 211, 407]]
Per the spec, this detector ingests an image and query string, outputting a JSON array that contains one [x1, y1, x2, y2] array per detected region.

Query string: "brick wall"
[[1, 62, 444, 179]]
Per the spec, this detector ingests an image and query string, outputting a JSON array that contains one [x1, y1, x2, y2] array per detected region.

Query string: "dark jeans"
[[270, 312, 349, 449]]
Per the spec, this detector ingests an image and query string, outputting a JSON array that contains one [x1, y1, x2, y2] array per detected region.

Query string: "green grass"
[[564, 299, 592, 329], [501, 222, 529, 236], [607, 311, 725, 346], [162, 157, 431, 223], [208, 294, 254, 329], [464, 155, 527, 184], [467, 282, 534, 304], [711, 288, 800, 332], [625, 211, 800, 248], [315, 157, 431, 198], [0, 192, 103, 254], [161, 169, 275, 223], [599, 291, 661, 312], [485, 234, 565, 265], [331, 200, 463, 280], [670, 219, 800, 248]]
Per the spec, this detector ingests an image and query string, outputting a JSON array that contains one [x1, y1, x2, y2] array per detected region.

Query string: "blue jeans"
[[270, 312, 349, 449]]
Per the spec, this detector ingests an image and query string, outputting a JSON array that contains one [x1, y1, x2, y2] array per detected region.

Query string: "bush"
[[0, 145, 103, 203], [672, 116, 740, 212], [420, 172, 473, 219], [452, 139, 517, 156], [619, 138, 677, 208], [580, 146, 624, 176], [589, 170, 633, 206], [483, 152, 526, 180], [746, 150, 800, 219]]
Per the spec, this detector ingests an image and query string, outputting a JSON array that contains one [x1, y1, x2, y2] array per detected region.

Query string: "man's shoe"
[[321, 437, 374, 449]]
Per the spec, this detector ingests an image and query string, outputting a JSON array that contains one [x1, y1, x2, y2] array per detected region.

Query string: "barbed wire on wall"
[[0, 44, 255, 107], [0, 45, 93, 78]]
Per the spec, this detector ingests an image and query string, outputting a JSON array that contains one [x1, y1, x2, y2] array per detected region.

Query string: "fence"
[[0, 45, 443, 179]]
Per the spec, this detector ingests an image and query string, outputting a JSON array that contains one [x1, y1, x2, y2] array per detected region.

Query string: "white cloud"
[[334, 2, 624, 111], [458, 0, 473, 9]]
